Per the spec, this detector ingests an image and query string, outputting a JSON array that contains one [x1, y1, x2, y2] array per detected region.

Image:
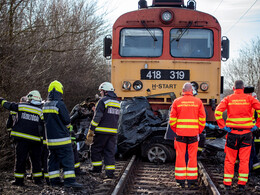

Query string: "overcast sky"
[[98, 0, 260, 63]]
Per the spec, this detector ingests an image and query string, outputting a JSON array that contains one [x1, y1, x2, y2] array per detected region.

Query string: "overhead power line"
[[225, 0, 259, 34], [213, 0, 224, 14]]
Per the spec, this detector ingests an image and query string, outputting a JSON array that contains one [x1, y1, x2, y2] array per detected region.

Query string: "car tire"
[[145, 143, 175, 163]]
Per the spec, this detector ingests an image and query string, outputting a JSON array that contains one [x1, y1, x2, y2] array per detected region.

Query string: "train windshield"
[[120, 28, 163, 57], [170, 29, 213, 58]]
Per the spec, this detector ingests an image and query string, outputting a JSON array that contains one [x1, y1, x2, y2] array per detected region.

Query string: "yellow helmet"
[[48, 80, 63, 94], [27, 90, 42, 102]]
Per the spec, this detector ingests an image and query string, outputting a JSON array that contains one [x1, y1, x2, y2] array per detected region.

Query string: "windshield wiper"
[[141, 20, 157, 41], [171, 21, 193, 42]]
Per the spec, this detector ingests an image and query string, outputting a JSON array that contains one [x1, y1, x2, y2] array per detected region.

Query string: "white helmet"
[[98, 82, 114, 91], [27, 90, 42, 102]]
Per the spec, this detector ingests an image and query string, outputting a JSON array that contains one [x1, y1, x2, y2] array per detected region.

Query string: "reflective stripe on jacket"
[[89, 91, 120, 135], [215, 89, 260, 130], [169, 92, 206, 136], [0, 98, 43, 142], [42, 90, 72, 148]]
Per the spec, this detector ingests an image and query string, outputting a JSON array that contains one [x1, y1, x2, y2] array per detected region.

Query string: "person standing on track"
[[215, 80, 260, 190], [169, 82, 206, 188]]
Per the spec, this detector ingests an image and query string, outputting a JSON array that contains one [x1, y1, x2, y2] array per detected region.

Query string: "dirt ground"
[[1, 154, 260, 195], [0, 160, 107, 195]]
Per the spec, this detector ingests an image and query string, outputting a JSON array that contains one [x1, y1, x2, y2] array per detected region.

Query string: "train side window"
[[170, 29, 213, 58], [119, 28, 163, 57]]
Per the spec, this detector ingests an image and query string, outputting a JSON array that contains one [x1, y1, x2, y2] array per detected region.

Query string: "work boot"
[[11, 180, 24, 186], [177, 182, 185, 188], [34, 178, 43, 185], [103, 174, 115, 179], [45, 178, 50, 185], [188, 180, 198, 188], [238, 185, 245, 190], [75, 169, 86, 176], [89, 169, 102, 174], [224, 185, 231, 190], [51, 180, 64, 187], [64, 182, 83, 189], [188, 182, 198, 189]]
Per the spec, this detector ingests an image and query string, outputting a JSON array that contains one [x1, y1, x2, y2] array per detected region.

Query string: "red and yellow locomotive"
[[104, 0, 229, 121], [104, 0, 229, 161]]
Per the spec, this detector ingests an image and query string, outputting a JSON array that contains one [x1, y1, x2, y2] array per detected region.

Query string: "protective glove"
[[68, 125, 73, 132], [85, 130, 94, 145], [205, 123, 215, 130], [223, 126, 232, 133], [69, 130, 77, 147], [250, 125, 258, 132]]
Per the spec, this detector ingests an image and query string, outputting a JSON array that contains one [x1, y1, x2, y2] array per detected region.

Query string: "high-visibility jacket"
[[215, 89, 260, 131], [0, 98, 44, 142], [6, 111, 17, 131], [169, 92, 206, 136], [42, 90, 72, 148], [89, 91, 120, 135]]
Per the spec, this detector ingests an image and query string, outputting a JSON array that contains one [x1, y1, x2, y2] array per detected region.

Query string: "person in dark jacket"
[[86, 82, 121, 179], [244, 86, 260, 174], [70, 100, 95, 175], [6, 96, 27, 133], [0, 91, 44, 186], [70, 99, 95, 135], [42, 80, 82, 188]]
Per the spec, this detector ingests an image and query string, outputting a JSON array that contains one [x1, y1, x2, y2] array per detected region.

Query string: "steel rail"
[[198, 161, 221, 195], [111, 156, 220, 195], [111, 155, 136, 195]]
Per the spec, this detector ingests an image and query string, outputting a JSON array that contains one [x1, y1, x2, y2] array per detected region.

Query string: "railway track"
[[201, 156, 260, 195], [92, 155, 221, 195], [112, 156, 219, 195], [91, 154, 260, 195], [2, 153, 260, 194]]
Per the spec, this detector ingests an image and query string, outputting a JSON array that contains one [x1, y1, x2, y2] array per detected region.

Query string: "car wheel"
[[146, 143, 174, 163]]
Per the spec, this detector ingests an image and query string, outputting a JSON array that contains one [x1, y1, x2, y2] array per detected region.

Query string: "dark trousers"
[[91, 134, 117, 176], [73, 143, 80, 173], [14, 139, 42, 182], [41, 144, 49, 179], [249, 139, 260, 173], [255, 142, 260, 155], [48, 145, 75, 184]]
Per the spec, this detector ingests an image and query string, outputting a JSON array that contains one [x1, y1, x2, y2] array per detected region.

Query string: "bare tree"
[[222, 37, 260, 97], [0, 0, 111, 169]]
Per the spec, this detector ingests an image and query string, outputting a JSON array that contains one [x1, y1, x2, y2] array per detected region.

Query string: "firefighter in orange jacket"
[[215, 80, 260, 190], [169, 82, 206, 188]]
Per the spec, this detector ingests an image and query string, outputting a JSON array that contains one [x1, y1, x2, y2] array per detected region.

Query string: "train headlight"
[[122, 81, 131, 90], [133, 80, 143, 91], [160, 10, 174, 24], [200, 83, 209, 91]]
